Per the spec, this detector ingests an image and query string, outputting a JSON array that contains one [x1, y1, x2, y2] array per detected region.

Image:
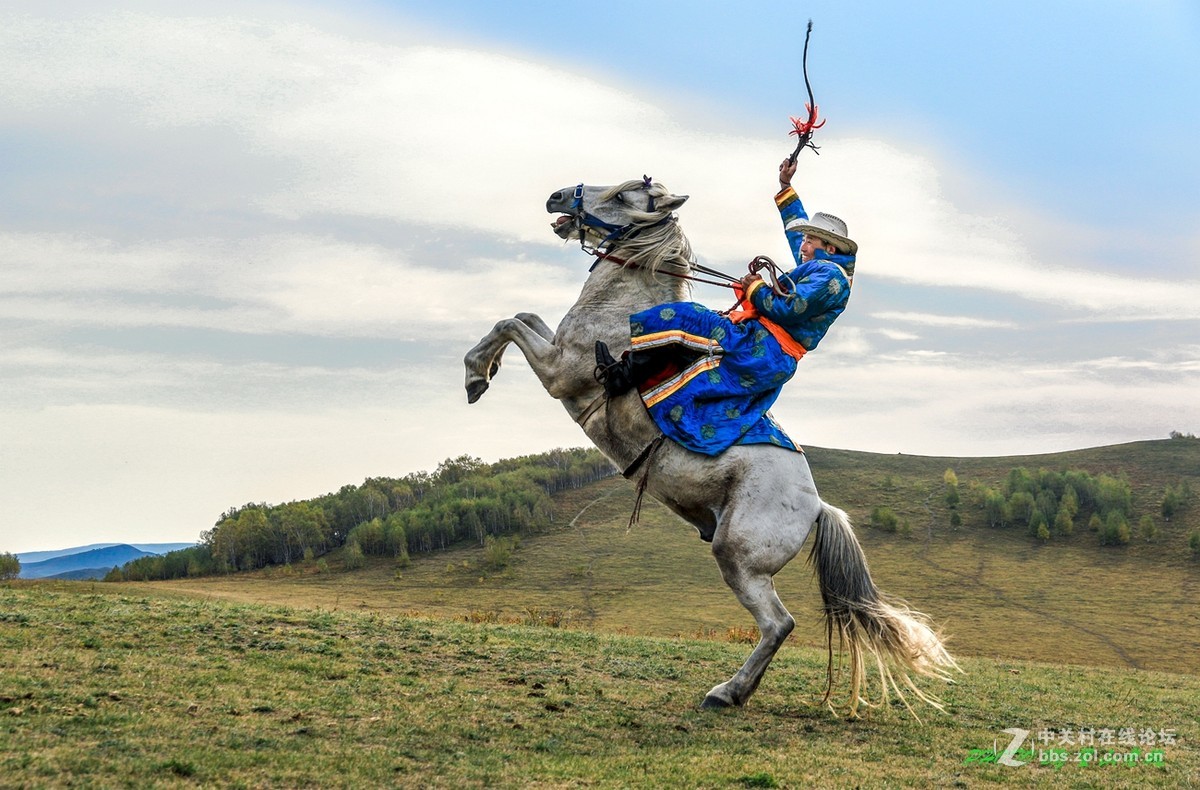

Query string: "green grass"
[[2, 584, 1197, 788]]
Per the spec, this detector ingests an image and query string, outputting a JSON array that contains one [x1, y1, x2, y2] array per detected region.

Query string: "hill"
[[14, 543, 195, 567], [18, 545, 159, 580], [0, 584, 1195, 787], [149, 437, 1200, 677]]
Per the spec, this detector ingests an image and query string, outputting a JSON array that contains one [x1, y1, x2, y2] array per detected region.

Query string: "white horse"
[[464, 178, 958, 714]]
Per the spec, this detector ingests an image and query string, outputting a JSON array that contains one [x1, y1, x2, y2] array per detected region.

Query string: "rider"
[[594, 157, 857, 455]]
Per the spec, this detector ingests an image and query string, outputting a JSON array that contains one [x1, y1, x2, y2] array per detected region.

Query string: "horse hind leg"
[[702, 560, 796, 709]]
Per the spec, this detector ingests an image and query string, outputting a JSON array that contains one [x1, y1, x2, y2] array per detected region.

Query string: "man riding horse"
[[594, 157, 858, 456]]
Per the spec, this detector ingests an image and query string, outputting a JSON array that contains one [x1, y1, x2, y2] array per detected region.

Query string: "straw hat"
[[785, 212, 857, 256]]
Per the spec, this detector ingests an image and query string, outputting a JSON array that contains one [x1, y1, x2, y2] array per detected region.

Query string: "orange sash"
[[727, 281, 807, 360]]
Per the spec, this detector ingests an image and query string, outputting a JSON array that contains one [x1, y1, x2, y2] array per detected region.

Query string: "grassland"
[[3, 438, 1197, 786], [2, 584, 1197, 788]]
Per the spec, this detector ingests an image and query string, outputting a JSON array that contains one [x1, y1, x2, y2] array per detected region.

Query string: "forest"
[[107, 448, 616, 581]]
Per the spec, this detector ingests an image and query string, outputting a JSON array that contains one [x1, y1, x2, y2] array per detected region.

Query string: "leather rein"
[[569, 182, 793, 297]]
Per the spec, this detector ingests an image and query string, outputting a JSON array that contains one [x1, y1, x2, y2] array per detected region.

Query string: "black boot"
[[594, 341, 637, 397]]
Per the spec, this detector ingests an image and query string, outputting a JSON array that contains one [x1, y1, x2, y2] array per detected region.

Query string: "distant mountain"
[[16, 544, 125, 564], [16, 543, 195, 565], [19, 545, 162, 579], [43, 567, 119, 581]]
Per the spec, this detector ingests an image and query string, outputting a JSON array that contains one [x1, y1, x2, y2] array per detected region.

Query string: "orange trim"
[[630, 329, 716, 353], [641, 357, 721, 408]]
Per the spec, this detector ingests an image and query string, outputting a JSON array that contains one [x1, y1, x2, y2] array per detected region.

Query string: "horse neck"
[[575, 254, 691, 313]]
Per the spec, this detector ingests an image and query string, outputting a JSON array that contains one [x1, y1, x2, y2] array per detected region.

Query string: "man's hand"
[[778, 157, 797, 190], [740, 273, 764, 291]]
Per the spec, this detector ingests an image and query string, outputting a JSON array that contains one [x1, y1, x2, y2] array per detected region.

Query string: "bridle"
[[567, 180, 675, 258], [568, 178, 742, 290]]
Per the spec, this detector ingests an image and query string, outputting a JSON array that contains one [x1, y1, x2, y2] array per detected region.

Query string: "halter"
[[569, 179, 672, 258]]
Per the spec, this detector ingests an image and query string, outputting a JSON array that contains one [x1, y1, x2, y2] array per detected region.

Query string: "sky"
[[1, 1, 1198, 554]]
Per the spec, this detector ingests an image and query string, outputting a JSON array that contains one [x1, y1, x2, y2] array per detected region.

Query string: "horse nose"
[[547, 190, 565, 211]]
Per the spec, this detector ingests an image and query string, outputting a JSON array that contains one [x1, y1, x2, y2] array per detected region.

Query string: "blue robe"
[[630, 187, 854, 456]]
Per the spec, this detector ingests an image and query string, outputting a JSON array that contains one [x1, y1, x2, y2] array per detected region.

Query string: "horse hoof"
[[466, 380, 489, 404], [700, 693, 734, 710]]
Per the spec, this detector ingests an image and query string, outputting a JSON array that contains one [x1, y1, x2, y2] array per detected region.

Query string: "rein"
[[587, 248, 797, 315], [571, 177, 797, 313], [587, 248, 739, 289]]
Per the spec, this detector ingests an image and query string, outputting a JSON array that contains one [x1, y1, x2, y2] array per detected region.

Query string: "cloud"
[[5, 8, 1198, 326], [0, 231, 578, 338], [875, 328, 921, 341], [773, 347, 1200, 456], [870, 311, 1018, 329]]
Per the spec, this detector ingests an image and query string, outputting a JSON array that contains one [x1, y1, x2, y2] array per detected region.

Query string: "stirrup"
[[594, 341, 635, 397]]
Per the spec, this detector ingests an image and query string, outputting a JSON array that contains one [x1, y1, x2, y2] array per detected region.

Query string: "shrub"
[[344, 539, 365, 570], [482, 534, 519, 570], [0, 552, 21, 580], [870, 506, 899, 533], [1099, 512, 1131, 546], [1028, 510, 1048, 539], [1054, 509, 1074, 536]]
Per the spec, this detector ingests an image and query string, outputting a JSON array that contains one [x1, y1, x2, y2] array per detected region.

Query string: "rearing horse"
[[464, 178, 958, 714]]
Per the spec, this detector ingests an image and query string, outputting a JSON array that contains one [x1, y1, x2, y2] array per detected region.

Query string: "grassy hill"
[[150, 439, 1200, 676], [1, 584, 1196, 787]]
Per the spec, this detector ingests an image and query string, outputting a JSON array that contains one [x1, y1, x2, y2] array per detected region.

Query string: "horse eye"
[[614, 193, 625, 204]]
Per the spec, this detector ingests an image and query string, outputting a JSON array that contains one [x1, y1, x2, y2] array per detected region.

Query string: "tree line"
[[106, 448, 615, 581], [963, 466, 1192, 547]]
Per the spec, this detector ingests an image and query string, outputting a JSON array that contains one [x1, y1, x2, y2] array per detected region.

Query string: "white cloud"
[[871, 311, 1018, 329], [0, 231, 577, 338], [773, 348, 1200, 457], [5, 9, 1198, 322], [875, 328, 921, 341]]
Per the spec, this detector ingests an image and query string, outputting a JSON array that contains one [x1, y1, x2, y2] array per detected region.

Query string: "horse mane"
[[599, 179, 694, 282]]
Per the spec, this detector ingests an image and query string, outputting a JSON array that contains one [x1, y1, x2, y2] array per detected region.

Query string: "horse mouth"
[[551, 214, 576, 239]]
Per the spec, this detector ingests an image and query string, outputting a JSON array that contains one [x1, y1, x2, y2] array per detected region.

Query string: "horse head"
[[547, 178, 691, 270], [547, 178, 688, 245]]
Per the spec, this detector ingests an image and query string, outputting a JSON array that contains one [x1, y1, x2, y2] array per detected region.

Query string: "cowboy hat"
[[785, 212, 857, 256]]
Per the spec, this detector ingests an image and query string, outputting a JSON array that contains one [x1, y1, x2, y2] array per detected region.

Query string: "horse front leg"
[[463, 313, 563, 403]]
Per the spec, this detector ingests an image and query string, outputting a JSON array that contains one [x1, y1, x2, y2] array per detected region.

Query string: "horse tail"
[[808, 501, 960, 719]]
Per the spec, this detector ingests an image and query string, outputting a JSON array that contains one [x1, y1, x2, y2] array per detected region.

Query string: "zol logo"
[[997, 728, 1031, 767]]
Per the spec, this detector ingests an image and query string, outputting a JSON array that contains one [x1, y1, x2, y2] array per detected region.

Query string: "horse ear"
[[656, 193, 689, 212]]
